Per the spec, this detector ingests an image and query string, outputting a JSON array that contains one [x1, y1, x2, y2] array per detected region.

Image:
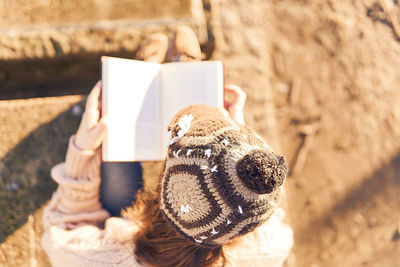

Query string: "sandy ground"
[[207, 0, 400, 266], [264, 1, 400, 266], [1, 0, 400, 266]]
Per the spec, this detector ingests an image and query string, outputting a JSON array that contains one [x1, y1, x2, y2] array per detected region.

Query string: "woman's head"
[[131, 105, 288, 266], [160, 105, 288, 247]]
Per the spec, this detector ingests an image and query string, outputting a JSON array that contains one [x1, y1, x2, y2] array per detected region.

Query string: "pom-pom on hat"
[[160, 104, 288, 247]]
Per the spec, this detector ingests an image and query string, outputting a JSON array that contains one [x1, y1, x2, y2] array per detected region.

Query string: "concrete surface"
[[0, 0, 190, 29], [0, 0, 206, 61], [0, 0, 208, 99], [209, 0, 280, 151], [0, 96, 84, 266]]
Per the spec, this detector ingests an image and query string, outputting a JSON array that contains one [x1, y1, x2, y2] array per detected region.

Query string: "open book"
[[101, 56, 224, 162]]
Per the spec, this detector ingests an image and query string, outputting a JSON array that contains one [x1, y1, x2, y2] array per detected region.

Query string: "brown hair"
[[127, 184, 226, 267]]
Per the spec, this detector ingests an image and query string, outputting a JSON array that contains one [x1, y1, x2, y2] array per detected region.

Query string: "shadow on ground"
[[294, 152, 400, 266], [0, 100, 84, 243], [0, 38, 214, 100], [0, 52, 134, 100]]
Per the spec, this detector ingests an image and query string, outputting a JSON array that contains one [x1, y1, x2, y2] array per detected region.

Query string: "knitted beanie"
[[160, 104, 288, 247]]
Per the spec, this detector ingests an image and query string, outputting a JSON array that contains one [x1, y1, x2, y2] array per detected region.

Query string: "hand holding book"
[[224, 84, 247, 125], [74, 81, 108, 151]]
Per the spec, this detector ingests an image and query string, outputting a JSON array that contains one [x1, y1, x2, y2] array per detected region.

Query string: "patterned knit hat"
[[160, 104, 288, 247]]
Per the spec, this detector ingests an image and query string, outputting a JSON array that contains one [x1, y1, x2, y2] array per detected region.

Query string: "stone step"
[[0, 0, 207, 61], [0, 0, 210, 99], [0, 0, 191, 31]]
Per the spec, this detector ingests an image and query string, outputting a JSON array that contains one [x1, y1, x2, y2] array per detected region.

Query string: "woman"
[[41, 26, 293, 267]]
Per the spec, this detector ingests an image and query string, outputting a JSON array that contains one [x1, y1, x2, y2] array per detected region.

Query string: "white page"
[[102, 57, 162, 161], [160, 61, 224, 153]]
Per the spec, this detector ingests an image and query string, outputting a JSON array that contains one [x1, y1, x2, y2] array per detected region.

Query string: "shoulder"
[[42, 217, 142, 267], [223, 208, 293, 267], [254, 208, 294, 254]]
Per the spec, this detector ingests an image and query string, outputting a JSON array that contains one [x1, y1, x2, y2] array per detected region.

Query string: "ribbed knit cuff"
[[65, 135, 96, 178], [51, 163, 102, 212]]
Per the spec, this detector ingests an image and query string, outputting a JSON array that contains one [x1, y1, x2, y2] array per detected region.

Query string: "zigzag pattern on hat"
[[160, 105, 288, 247]]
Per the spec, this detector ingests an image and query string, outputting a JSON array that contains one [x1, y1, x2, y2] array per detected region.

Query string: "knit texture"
[[160, 105, 288, 247]]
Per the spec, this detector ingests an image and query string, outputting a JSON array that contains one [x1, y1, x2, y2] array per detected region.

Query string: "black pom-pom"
[[236, 149, 288, 194]]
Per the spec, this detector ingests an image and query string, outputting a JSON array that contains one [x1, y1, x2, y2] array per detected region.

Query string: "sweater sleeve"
[[41, 136, 144, 267], [42, 135, 110, 230]]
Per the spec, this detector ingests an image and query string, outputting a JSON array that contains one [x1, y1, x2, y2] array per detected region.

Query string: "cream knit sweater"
[[41, 136, 293, 267]]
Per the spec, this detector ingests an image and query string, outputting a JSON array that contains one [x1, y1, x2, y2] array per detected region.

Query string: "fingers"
[[91, 116, 108, 149], [85, 81, 102, 128], [224, 84, 245, 96], [223, 84, 247, 125], [86, 81, 101, 112], [224, 84, 246, 106], [75, 83, 107, 151], [85, 110, 100, 129]]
